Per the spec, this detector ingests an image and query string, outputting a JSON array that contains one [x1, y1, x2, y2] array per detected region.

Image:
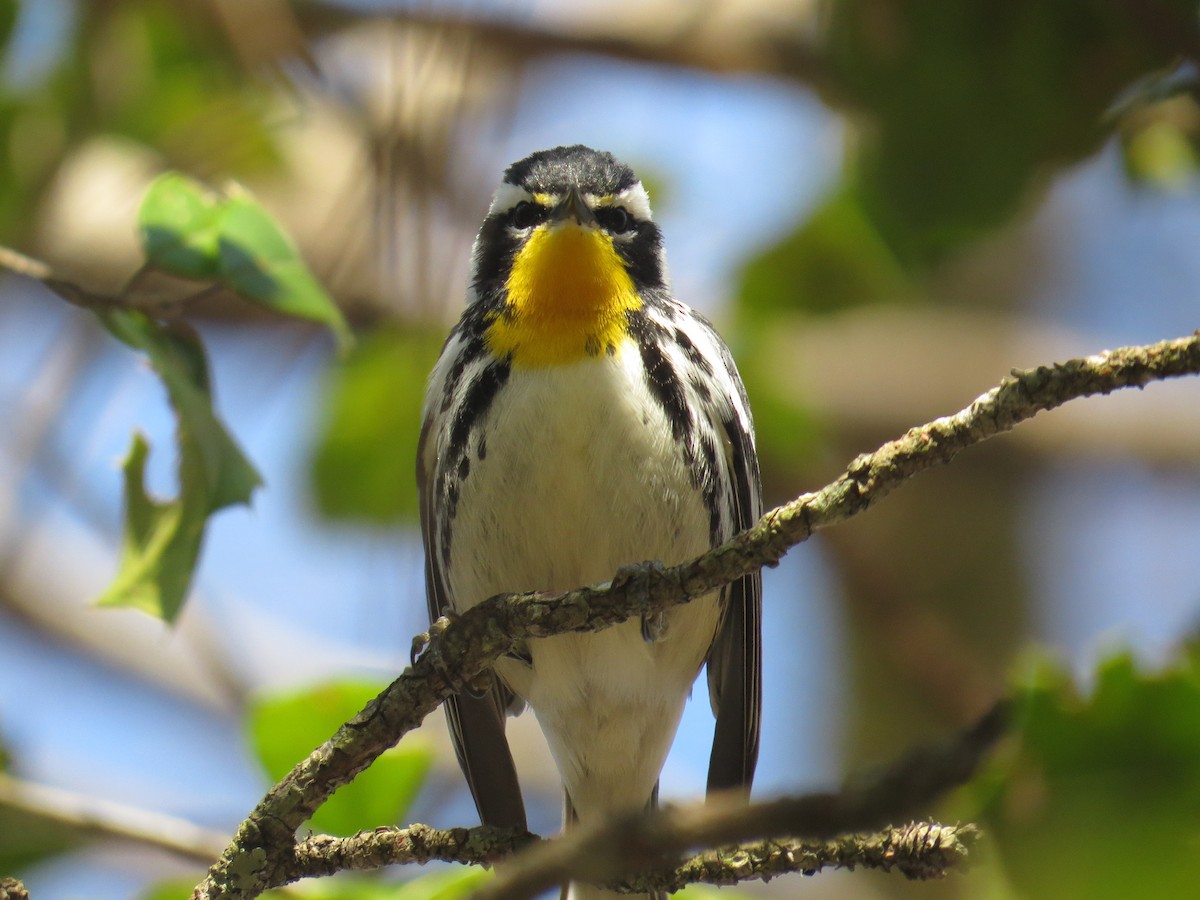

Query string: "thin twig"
[[193, 333, 1200, 900], [0, 243, 122, 311], [0, 244, 54, 281]]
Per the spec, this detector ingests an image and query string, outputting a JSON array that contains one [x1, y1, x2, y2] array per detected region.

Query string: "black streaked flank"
[[448, 360, 511, 465], [632, 315, 692, 446], [440, 331, 488, 414]]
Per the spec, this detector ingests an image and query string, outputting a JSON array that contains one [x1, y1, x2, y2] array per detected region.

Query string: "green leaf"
[[217, 192, 353, 353], [137, 172, 223, 279], [310, 328, 444, 525], [95, 432, 202, 619], [136, 172, 352, 352], [969, 648, 1200, 899], [249, 681, 434, 836], [95, 310, 261, 620]]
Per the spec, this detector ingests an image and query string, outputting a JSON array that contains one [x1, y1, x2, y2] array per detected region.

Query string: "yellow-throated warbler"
[[418, 146, 761, 899]]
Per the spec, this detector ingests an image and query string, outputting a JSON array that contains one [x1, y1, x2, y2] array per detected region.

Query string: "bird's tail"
[[561, 787, 662, 900]]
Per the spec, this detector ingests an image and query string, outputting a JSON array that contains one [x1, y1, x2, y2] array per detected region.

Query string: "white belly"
[[444, 342, 721, 821]]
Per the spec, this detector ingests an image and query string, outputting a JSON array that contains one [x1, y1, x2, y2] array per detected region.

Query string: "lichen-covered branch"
[[654, 821, 979, 889], [284, 823, 537, 881], [193, 332, 1200, 899], [474, 701, 1005, 899], [277, 821, 974, 894], [260, 700, 1001, 894]]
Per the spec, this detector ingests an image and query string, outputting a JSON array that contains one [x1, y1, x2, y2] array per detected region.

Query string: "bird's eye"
[[510, 201, 542, 230], [597, 206, 633, 234]]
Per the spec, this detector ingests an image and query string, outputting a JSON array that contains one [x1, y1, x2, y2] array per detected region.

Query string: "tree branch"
[[0, 244, 141, 312], [257, 698, 1000, 893], [0, 773, 229, 862], [193, 332, 1200, 899], [292, 1, 837, 96], [277, 821, 975, 894], [474, 700, 1005, 899]]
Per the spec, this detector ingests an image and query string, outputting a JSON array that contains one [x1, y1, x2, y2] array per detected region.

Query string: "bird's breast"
[[444, 341, 710, 607]]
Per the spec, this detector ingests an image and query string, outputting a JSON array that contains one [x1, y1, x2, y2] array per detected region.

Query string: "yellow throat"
[[486, 220, 642, 367]]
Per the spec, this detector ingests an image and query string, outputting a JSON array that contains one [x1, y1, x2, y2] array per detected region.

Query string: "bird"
[[417, 145, 761, 899]]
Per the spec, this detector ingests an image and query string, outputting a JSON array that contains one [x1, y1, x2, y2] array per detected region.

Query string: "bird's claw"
[[411, 615, 453, 667], [612, 560, 670, 644]]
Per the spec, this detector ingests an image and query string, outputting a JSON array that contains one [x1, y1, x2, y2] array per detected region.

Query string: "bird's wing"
[[418, 415, 528, 829], [700, 327, 763, 795]]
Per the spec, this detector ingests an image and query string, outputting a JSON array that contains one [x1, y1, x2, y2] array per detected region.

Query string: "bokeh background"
[[2, 1, 1200, 898]]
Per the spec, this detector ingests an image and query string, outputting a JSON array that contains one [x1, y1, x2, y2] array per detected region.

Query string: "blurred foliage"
[[265, 866, 491, 900], [310, 328, 445, 525], [811, 0, 1198, 266], [248, 681, 434, 837], [0, 806, 84, 882], [94, 310, 261, 622], [0, 0, 280, 243], [737, 186, 913, 318], [138, 172, 352, 351], [964, 648, 1200, 899], [730, 320, 826, 486], [1118, 87, 1200, 189], [0, 741, 84, 876]]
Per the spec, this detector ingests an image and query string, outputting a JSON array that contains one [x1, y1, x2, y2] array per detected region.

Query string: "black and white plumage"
[[417, 146, 761, 898]]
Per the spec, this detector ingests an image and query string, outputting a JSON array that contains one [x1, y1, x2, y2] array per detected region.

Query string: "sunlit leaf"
[[138, 172, 223, 279], [136, 172, 351, 351], [95, 310, 261, 621], [249, 681, 434, 837], [310, 328, 443, 525], [217, 191, 352, 353]]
